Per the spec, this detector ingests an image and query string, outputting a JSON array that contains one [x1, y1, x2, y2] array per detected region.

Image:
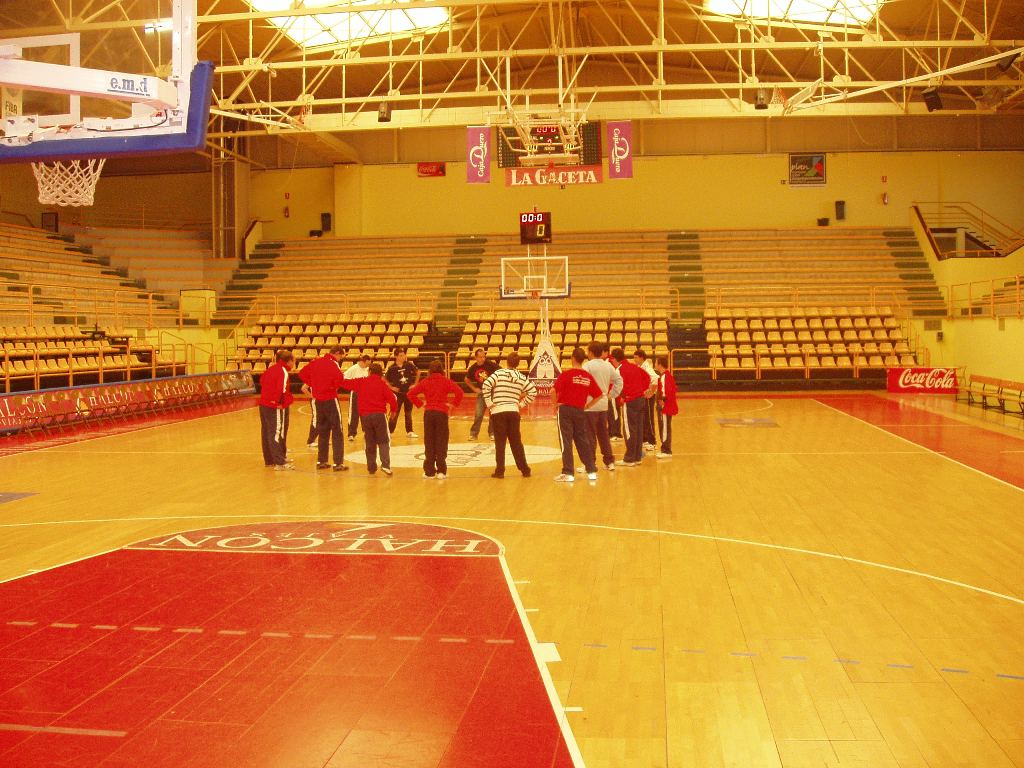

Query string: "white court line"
[[814, 399, 1024, 496], [0, 723, 126, 738], [1, 511, 1021, 605]]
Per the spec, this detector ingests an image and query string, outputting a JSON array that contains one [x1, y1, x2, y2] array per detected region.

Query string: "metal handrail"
[[914, 201, 1024, 256], [946, 274, 1023, 320]]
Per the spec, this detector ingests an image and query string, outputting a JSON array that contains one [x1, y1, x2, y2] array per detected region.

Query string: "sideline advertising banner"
[[0, 371, 254, 435], [886, 367, 958, 394]]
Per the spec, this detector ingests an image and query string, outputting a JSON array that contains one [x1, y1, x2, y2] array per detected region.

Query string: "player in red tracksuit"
[[654, 356, 678, 458], [299, 346, 348, 471], [343, 363, 398, 475], [408, 359, 464, 479], [551, 348, 603, 482], [259, 350, 295, 470], [609, 347, 655, 466]]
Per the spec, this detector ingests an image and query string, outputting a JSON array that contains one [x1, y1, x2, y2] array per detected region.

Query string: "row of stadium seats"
[[711, 341, 912, 356], [708, 329, 904, 343], [251, 322, 429, 337], [711, 354, 914, 371], [0, 223, 183, 328], [704, 305, 895, 319], [255, 312, 432, 325], [706, 316, 898, 331]]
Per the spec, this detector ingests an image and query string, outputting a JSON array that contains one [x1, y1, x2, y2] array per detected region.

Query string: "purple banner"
[[466, 126, 491, 184], [606, 120, 633, 179]]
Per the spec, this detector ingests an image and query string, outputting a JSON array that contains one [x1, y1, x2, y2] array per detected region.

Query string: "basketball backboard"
[[500, 255, 571, 300], [0, 0, 211, 164]]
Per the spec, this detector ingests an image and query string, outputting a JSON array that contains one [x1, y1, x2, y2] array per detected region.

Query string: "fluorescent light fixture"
[[143, 18, 173, 33], [703, 0, 883, 26], [248, 0, 449, 49]]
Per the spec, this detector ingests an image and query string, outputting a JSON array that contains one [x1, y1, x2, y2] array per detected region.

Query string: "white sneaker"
[[436, 473, 446, 480], [423, 473, 433, 479], [381, 467, 393, 476], [554, 473, 575, 483], [643, 442, 656, 451], [576, 466, 586, 474], [606, 463, 616, 471], [586, 472, 598, 481], [347, 435, 355, 443], [656, 452, 672, 459], [407, 431, 418, 439], [306, 443, 317, 450], [273, 464, 295, 471]]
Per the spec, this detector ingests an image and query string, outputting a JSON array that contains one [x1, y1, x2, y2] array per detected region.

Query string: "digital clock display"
[[519, 211, 552, 245]]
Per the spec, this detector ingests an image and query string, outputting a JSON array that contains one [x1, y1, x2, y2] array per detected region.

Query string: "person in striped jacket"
[[481, 352, 537, 479]]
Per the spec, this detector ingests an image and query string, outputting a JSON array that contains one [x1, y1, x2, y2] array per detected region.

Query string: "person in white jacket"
[[582, 342, 623, 471], [633, 349, 659, 449], [343, 355, 371, 442]]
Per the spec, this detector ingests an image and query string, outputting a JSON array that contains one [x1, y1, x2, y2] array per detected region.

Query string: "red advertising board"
[[416, 161, 446, 177], [886, 367, 959, 394], [0, 371, 254, 435]]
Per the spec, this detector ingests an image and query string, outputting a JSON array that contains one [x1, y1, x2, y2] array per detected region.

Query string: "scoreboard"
[[498, 122, 601, 168], [519, 211, 551, 245]]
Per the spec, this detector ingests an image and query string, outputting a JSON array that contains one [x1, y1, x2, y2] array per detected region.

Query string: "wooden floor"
[[2, 394, 1023, 767]]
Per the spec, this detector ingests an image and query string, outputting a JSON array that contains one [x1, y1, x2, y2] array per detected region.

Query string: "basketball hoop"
[[770, 87, 789, 111], [31, 158, 106, 207], [528, 289, 542, 302]]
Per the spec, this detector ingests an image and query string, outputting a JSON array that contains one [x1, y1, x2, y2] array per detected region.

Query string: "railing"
[[913, 201, 1024, 258], [63, 204, 211, 234], [701, 285, 912, 314], [668, 346, 895, 381], [0, 279, 191, 329], [946, 275, 1023, 320], [224, 292, 438, 329], [453, 287, 672, 322], [1, 341, 184, 394]]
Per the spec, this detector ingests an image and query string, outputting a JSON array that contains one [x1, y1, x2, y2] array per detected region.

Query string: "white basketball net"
[[31, 158, 106, 207]]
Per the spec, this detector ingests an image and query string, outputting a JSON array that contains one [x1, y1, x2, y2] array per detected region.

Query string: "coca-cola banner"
[[886, 367, 959, 394], [466, 126, 491, 184], [0, 371, 254, 435], [606, 120, 633, 179]]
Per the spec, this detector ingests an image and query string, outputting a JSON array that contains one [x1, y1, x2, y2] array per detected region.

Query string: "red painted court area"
[[0, 522, 578, 768], [818, 395, 1024, 490]]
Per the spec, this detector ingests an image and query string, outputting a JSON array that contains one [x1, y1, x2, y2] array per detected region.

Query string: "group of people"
[[257, 341, 677, 481]]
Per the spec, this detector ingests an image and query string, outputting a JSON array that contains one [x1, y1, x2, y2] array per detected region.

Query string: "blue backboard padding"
[[0, 61, 214, 163]]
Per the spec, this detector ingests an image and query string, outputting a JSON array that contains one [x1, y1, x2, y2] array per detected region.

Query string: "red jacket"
[[408, 373, 464, 413], [553, 368, 602, 409], [616, 360, 652, 403], [298, 355, 344, 401], [259, 362, 294, 408], [658, 371, 678, 416], [347, 375, 398, 416]]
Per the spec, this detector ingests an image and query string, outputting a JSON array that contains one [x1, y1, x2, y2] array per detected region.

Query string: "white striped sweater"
[[481, 368, 538, 414]]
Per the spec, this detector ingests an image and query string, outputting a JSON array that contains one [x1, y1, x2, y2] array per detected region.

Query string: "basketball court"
[[2, 0, 1024, 766]]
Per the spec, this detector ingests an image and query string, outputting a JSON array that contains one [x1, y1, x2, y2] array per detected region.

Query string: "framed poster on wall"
[[789, 153, 826, 186]]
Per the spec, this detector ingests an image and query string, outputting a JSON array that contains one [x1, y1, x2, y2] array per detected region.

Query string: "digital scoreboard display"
[[519, 211, 551, 245]]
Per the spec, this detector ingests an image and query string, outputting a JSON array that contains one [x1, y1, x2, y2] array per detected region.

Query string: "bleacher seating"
[[703, 305, 916, 378], [1, 325, 176, 392], [697, 228, 946, 317], [452, 309, 669, 376], [67, 225, 236, 294], [0, 223, 182, 328], [235, 312, 433, 374]]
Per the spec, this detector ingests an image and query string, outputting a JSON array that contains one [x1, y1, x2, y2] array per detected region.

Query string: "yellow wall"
[[919, 318, 1024, 382], [250, 167, 335, 241], [322, 151, 1024, 237]]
